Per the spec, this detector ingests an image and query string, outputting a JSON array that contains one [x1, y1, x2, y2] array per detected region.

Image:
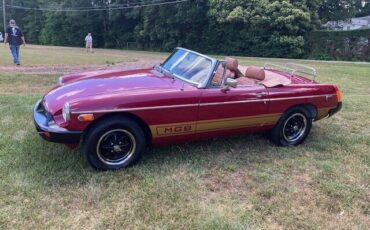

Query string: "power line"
[[51, 0, 170, 10], [11, 0, 173, 10], [6, 0, 189, 12]]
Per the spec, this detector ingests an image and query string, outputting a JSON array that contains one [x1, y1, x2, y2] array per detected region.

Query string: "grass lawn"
[[0, 45, 167, 66], [0, 45, 369, 229]]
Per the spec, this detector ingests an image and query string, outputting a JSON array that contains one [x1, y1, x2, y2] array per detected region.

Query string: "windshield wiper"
[[154, 64, 163, 73], [157, 65, 175, 80]]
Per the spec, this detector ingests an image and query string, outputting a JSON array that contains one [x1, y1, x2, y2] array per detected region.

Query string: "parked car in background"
[[33, 48, 342, 170]]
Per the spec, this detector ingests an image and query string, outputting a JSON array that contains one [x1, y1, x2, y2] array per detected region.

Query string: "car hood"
[[43, 68, 178, 115]]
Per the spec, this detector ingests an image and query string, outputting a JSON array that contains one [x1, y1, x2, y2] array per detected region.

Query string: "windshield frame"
[[160, 47, 217, 89]]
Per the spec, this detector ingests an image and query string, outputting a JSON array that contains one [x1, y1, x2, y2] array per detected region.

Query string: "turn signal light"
[[78, 114, 95, 122], [335, 86, 343, 102]]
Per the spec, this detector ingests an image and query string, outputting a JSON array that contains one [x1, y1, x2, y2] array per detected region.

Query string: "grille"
[[36, 101, 53, 122]]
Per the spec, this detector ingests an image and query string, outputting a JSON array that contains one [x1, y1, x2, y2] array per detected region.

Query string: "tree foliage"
[[356, 0, 370, 17], [1, 0, 368, 58], [206, 0, 317, 57], [318, 0, 363, 22], [308, 29, 370, 61]]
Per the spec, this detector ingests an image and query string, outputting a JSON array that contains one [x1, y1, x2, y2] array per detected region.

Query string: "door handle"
[[256, 92, 267, 98]]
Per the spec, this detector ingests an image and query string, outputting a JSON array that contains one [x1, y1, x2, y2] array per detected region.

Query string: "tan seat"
[[236, 76, 256, 85], [225, 57, 246, 79], [245, 66, 266, 81], [225, 57, 238, 72], [212, 57, 238, 85], [232, 65, 291, 87], [234, 66, 265, 86]]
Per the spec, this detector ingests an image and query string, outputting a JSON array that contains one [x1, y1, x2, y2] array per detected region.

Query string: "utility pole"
[[2, 0, 5, 33], [108, 0, 111, 20]]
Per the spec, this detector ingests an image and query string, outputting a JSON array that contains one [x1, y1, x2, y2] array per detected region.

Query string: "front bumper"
[[328, 102, 342, 117], [33, 100, 83, 144]]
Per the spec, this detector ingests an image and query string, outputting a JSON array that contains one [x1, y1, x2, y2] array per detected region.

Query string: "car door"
[[196, 83, 271, 140]]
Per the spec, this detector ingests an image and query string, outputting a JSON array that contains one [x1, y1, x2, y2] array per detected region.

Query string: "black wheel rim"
[[283, 113, 307, 143], [96, 129, 136, 166]]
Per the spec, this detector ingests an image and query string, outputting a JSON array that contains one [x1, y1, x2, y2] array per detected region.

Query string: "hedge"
[[308, 29, 370, 61]]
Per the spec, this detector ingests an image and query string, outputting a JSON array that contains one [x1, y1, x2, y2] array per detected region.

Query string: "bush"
[[308, 29, 370, 61]]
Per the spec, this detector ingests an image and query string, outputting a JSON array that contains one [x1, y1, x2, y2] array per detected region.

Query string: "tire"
[[270, 107, 313, 146], [84, 116, 146, 170]]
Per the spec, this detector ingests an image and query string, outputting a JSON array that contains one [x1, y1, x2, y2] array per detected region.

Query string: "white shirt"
[[85, 35, 93, 43]]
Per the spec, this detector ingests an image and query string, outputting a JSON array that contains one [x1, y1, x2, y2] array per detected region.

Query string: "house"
[[322, 15, 370, 30]]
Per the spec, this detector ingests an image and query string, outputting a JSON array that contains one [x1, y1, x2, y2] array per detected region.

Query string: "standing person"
[[85, 33, 93, 53], [4, 19, 26, 65]]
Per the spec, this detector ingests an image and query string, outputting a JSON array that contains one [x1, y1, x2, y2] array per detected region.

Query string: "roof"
[[352, 15, 370, 22], [323, 15, 370, 29]]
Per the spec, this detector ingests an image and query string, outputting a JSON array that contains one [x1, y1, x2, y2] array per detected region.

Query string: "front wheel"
[[270, 107, 313, 146], [84, 117, 146, 170]]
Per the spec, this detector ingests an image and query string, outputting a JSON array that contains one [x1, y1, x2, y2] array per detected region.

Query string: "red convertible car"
[[33, 48, 342, 170]]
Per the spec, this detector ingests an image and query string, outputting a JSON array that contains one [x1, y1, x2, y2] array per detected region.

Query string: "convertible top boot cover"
[[262, 70, 291, 87], [239, 66, 291, 87]]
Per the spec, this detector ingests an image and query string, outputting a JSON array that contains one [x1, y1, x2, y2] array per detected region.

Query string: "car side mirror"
[[221, 85, 230, 92], [221, 79, 237, 92], [225, 78, 238, 88]]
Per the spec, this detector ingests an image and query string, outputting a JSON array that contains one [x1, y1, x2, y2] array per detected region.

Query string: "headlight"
[[62, 102, 71, 122]]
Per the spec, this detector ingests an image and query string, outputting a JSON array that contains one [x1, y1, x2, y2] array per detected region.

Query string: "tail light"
[[334, 85, 343, 102]]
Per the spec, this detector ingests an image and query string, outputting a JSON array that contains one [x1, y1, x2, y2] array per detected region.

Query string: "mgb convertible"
[[33, 48, 342, 170]]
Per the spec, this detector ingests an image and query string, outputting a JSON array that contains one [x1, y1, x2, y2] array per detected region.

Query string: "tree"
[[207, 0, 318, 58], [135, 0, 208, 51], [318, 0, 363, 22], [356, 0, 370, 17], [4, 0, 326, 58]]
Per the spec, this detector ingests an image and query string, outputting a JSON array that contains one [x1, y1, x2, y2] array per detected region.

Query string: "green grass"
[[0, 45, 167, 66], [0, 46, 369, 229]]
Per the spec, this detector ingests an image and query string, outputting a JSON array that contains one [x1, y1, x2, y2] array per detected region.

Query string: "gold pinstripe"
[[150, 113, 282, 138], [150, 105, 338, 138]]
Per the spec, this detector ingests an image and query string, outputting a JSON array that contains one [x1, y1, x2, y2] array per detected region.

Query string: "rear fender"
[[282, 104, 317, 120]]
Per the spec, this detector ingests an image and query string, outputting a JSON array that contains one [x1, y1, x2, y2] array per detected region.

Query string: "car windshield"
[[162, 49, 213, 85]]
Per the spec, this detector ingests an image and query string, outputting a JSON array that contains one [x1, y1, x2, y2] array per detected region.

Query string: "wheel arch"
[[283, 103, 318, 119], [83, 112, 152, 144]]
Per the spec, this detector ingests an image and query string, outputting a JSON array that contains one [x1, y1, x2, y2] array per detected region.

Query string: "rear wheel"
[[270, 107, 313, 146], [84, 117, 146, 170]]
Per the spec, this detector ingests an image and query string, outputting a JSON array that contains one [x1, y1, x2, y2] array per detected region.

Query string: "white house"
[[323, 15, 370, 30]]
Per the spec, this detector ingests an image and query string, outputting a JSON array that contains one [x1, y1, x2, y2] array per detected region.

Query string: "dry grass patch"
[[0, 74, 58, 94]]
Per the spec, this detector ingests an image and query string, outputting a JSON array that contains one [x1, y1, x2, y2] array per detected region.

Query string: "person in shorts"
[[85, 33, 93, 53]]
